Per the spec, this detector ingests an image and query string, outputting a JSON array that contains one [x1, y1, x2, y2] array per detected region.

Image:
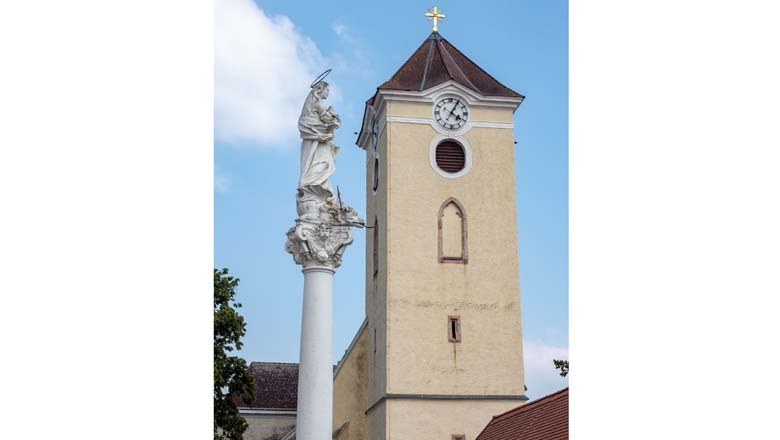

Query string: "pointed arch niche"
[[438, 197, 468, 264]]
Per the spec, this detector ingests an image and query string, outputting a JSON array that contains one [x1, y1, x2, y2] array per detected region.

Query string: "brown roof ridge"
[[377, 31, 521, 98], [378, 35, 435, 91], [438, 37, 522, 98], [490, 387, 569, 421], [418, 37, 437, 90], [436, 39, 480, 93]]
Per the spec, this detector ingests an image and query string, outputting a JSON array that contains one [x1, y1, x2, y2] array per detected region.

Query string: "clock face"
[[434, 97, 468, 130]]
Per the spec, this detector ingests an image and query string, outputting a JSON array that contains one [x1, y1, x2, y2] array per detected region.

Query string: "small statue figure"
[[297, 73, 341, 221]]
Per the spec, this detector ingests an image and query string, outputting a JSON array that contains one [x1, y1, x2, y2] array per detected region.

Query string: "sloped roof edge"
[[377, 31, 521, 98]]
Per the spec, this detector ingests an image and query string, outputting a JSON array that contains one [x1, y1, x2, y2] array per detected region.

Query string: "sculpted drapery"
[[297, 80, 340, 220]]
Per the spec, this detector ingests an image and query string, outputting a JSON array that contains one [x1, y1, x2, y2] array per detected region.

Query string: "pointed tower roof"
[[377, 32, 522, 98]]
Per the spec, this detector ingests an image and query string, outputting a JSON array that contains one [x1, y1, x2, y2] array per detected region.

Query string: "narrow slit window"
[[452, 435, 465, 440], [373, 218, 379, 278], [448, 316, 461, 342], [372, 157, 380, 192]]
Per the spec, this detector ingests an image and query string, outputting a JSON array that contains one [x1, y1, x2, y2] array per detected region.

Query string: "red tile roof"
[[231, 361, 338, 410], [378, 32, 522, 98], [233, 362, 299, 410], [476, 388, 568, 440]]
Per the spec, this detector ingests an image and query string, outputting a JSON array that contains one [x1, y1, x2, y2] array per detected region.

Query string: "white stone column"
[[284, 72, 363, 440], [295, 264, 334, 440], [285, 220, 358, 440]]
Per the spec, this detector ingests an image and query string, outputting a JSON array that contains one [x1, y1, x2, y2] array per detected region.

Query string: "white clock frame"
[[432, 94, 469, 132]]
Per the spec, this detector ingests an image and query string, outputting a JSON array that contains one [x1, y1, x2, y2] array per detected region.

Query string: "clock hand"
[[447, 100, 460, 121]]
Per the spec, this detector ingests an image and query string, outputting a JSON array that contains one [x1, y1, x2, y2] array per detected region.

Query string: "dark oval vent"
[[435, 140, 466, 173]]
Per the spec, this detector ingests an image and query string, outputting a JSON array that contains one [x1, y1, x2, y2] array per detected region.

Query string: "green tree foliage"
[[214, 268, 256, 440], [553, 359, 569, 378]]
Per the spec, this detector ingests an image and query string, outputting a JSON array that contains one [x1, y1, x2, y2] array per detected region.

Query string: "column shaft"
[[295, 265, 334, 440]]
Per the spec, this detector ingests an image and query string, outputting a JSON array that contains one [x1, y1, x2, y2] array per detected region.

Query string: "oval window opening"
[[435, 140, 466, 174]]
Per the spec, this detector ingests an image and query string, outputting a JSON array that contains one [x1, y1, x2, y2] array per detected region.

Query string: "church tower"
[[355, 27, 528, 439]]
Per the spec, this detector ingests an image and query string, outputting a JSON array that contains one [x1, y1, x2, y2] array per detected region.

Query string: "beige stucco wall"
[[241, 413, 296, 440], [363, 94, 525, 438], [387, 399, 522, 440], [388, 101, 430, 119], [469, 105, 515, 123], [382, 109, 525, 396], [367, 400, 387, 440], [365, 123, 389, 407], [332, 324, 369, 440]]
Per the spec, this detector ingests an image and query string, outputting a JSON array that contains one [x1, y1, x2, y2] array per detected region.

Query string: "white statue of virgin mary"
[[297, 78, 340, 220]]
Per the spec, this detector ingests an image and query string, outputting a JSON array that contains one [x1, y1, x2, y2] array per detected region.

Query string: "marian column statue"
[[297, 80, 339, 219], [284, 70, 363, 440], [286, 70, 363, 267]]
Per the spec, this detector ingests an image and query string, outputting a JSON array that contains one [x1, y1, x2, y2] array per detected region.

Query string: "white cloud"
[[332, 22, 348, 40], [214, 165, 230, 193], [523, 339, 569, 399], [215, 0, 327, 147]]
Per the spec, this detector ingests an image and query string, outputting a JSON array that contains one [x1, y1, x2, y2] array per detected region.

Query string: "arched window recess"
[[437, 197, 468, 264]]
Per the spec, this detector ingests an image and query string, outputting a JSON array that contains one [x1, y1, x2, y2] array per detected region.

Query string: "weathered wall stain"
[[391, 298, 517, 311]]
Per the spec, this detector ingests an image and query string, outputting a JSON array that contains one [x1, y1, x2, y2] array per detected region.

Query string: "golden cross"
[[425, 5, 446, 32]]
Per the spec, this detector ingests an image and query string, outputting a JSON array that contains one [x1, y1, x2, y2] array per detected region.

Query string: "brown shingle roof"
[[234, 362, 299, 410], [378, 32, 522, 98], [476, 388, 568, 440]]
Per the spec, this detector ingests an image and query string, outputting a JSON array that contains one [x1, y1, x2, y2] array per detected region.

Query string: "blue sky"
[[215, 0, 568, 398]]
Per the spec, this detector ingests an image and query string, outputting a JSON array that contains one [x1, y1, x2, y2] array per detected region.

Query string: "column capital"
[[285, 219, 356, 269]]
